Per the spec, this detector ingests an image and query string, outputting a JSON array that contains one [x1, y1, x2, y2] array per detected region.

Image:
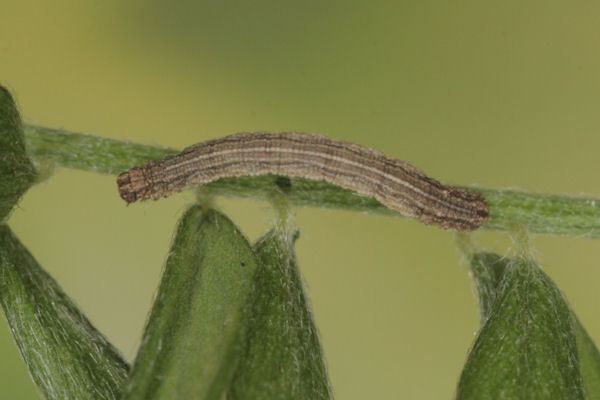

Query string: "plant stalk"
[[23, 124, 600, 238]]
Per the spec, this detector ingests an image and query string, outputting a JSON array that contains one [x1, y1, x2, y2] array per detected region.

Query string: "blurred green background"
[[2, 1, 600, 398]]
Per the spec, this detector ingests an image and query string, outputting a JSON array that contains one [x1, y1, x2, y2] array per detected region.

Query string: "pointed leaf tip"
[[229, 229, 332, 400], [123, 206, 259, 400], [459, 255, 584, 400], [0, 86, 36, 221], [469, 252, 510, 322]]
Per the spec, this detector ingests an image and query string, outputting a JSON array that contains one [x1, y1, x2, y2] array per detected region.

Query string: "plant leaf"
[[575, 317, 600, 399], [469, 252, 509, 323], [228, 229, 332, 399], [0, 86, 36, 221], [0, 224, 129, 400], [122, 206, 258, 400], [459, 253, 584, 399]]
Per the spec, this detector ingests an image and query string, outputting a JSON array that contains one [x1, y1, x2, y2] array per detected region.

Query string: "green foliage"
[[459, 253, 600, 399], [0, 87, 36, 221], [0, 86, 599, 399], [122, 206, 259, 400], [0, 225, 129, 400], [576, 319, 600, 398], [468, 252, 508, 322], [229, 229, 332, 399]]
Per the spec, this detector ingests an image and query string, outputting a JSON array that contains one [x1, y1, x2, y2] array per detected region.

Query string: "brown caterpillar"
[[117, 132, 488, 230]]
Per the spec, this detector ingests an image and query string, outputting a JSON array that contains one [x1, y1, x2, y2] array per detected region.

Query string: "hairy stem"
[[24, 124, 600, 238]]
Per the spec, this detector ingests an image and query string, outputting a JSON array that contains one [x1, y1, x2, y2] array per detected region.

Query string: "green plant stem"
[[23, 124, 600, 238], [24, 124, 176, 175]]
